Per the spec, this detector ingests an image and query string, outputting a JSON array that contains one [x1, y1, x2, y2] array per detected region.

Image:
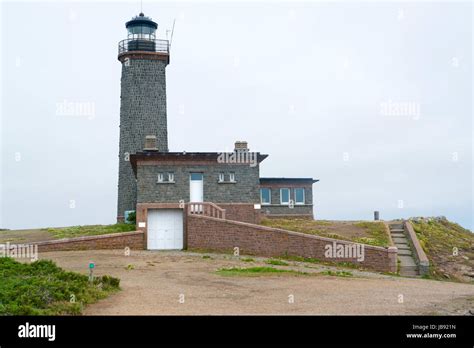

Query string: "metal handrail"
[[118, 38, 169, 56]]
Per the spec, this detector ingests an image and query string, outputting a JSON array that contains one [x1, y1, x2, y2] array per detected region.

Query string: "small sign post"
[[88, 262, 95, 282]]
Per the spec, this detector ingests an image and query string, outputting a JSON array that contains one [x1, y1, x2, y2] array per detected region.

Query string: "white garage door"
[[147, 209, 183, 250]]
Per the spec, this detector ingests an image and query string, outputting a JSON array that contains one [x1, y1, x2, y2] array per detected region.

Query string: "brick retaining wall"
[[215, 203, 261, 224], [187, 215, 397, 273], [31, 231, 145, 253]]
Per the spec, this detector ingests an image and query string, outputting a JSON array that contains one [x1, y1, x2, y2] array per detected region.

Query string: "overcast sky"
[[1, 1, 472, 230]]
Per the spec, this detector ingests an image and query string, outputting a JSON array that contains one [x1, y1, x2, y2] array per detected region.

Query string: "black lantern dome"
[[118, 12, 169, 58], [126, 13, 158, 39], [125, 13, 157, 51]]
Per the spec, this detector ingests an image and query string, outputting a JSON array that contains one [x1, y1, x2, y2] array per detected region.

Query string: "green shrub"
[[126, 211, 136, 224], [0, 258, 120, 315]]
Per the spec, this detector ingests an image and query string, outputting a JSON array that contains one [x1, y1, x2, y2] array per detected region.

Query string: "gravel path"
[[36, 250, 474, 315]]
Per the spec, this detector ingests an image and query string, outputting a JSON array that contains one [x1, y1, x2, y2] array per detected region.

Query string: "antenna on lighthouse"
[[169, 18, 176, 48]]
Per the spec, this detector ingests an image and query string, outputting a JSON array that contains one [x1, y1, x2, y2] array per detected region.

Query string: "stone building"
[[116, 13, 318, 249]]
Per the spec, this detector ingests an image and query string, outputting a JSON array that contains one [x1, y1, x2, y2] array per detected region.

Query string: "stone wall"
[[137, 162, 260, 205], [261, 205, 313, 217], [187, 215, 397, 273], [117, 57, 169, 220], [259, 183, 314, 217]]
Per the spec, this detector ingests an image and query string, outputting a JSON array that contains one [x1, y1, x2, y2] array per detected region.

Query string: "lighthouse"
[[116, 13, 170, 221]]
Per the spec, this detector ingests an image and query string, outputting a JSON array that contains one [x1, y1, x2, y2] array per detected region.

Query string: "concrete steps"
[[388, 222, 419, 277]]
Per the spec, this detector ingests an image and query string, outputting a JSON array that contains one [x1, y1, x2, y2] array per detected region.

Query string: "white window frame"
[[260, 188, 271, 205], [229, 172, 236, 182], [218, 172, 225, 182], [294, 188, 305, 205], [157, 173, 164, 183], [280, 188, 290, 205], [168, 172, 175, 183]]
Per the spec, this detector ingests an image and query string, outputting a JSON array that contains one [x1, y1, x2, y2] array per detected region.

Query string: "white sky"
[[1, 1, 472, 230]]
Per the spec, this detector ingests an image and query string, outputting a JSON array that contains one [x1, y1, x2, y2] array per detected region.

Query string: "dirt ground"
[[34, 249, 474, 315]]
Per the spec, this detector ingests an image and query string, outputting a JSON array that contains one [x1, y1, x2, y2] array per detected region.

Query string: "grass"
[[320, 270, 353, 277], [353, 222, 390, 247], [240, 257, 255, 262], [411, 218, 474, 282], [265, 259, 289, 266], [0, 257, 120, 315], [215, 266, 309, 277], [45, 223, 136, 239], [281, 254, 360, 270], [260, 218, 390, 247]]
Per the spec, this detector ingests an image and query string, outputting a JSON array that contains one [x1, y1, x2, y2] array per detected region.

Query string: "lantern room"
[[125, 12, 157, 40]]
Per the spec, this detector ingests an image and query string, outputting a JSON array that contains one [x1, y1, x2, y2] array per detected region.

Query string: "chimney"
[[144, 135, 158, 151], [234, 141, 248, 151]]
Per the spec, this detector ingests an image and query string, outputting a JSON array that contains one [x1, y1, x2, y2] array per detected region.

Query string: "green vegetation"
[[265, 259, 289, 266], [261, 218, 390, 247], [353, 222, 390, 247], [125, 264, 135, 271], [126, 211, 136, 224], [0, 258, 120, 315], [215, 266, 309, 277], [45, 223, 136, 239], [411, 218, 474, 282], [202, 255, 212, 259], [320, 270, 353, 277], [240, 257, 255, 262], [281, 254, 360, 270]]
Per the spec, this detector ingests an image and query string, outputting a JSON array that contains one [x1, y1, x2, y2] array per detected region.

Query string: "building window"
[[280, 188, 290, 205], [190, 173, 203, 181], [218, 172, 225, 182], [157, 173, 164, 183], [168, 172, 175, 182], [217, 172, 236, 183], [294, 188, 305, 205], [260, 188, 271, 205]]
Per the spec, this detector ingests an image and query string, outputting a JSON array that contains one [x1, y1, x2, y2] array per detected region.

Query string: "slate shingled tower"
[[117, 13, 170, 221]]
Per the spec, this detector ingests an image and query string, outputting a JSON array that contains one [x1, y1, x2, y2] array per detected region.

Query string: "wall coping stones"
[[29, 231, 144, 247], [403, 221, 430, 275]]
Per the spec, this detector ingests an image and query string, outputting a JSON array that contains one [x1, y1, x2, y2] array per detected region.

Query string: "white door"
[[147, 209, 183, 250], [190, 173, 203, 202]]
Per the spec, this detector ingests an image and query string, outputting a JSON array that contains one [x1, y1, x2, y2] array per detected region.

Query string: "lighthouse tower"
[[117, 13, 170, 221]]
